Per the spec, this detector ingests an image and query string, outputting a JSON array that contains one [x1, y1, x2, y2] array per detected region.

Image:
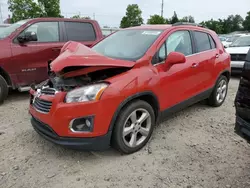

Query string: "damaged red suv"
[[29, 23, 231, 154]]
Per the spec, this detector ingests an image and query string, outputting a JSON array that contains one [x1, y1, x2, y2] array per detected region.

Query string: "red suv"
[[0, 18, 103, 103], [29, 23, 231, 154]]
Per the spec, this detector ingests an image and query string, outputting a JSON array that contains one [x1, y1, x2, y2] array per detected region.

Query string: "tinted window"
[[92, 30, 163, 61], [194, 31, 211, 52], [65, 22, 96, 41], [166, 30, 192, 56], [19, 22, 59, 42], [209, 35, 216, 49]]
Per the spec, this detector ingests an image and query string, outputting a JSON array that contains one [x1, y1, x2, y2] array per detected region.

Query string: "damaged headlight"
[[65, 83, 109, 103]]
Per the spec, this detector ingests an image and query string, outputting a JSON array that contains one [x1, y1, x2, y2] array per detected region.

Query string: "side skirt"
[[158, 88, 213, 123]]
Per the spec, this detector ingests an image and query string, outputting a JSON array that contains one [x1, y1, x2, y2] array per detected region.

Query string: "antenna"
[[161, 0, 164, 17]]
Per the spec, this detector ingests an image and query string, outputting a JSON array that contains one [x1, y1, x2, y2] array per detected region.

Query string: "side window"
[[19, 22, 59, 42], [166, 30, 193, 56], [158, 43, 166, 62], [194, 31, 211, 52], [208, 35, 216, 49], [65, 22, 96, 41]]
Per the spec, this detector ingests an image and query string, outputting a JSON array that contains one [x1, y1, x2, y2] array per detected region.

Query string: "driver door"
[[10, 21, 64, 86], [153, 30, 199, 110]]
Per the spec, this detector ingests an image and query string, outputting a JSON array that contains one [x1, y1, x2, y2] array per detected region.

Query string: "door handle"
[[215, 54, 219, 58], [191, 63, 199, 68]]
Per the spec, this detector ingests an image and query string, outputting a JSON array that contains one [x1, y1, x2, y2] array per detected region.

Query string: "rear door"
[[191, 30, 218, 92], [63, 21, 97, 47], [10, 21, 64, 86]]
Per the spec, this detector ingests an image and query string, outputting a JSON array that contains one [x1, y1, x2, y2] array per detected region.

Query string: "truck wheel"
[[208, 75, 228, 107], [112, 100, 155, 154], [0, 75, 8, 104]]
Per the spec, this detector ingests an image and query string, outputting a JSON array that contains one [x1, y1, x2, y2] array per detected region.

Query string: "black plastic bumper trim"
[[31, 117, 111, 151]]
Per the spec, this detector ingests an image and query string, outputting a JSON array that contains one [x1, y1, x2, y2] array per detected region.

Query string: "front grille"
[[32, 97, 52, 113], [41, 88, 56, 95], [231, 54, 247, 61]]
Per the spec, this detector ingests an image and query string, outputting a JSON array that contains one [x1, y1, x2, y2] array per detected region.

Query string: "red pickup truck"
[[0, 18, 103, 103]]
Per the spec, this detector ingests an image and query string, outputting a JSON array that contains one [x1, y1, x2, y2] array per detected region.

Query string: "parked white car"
[[226, 34, 250, 73]]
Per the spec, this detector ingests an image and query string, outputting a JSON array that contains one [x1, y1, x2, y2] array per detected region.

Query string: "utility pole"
[[93, 13, 95, 20], [161, 0, 164, 17], [0, 0, 3, 24]]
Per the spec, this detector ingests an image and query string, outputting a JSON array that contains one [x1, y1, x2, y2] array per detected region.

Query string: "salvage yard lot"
[[0, 78, 250, 188]]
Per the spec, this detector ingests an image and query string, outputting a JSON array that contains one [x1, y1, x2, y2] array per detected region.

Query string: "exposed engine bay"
[[34, 66, 130, 92]]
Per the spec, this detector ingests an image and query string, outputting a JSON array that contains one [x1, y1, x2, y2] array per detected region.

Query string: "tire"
[[0, 75, 8, 104], [112, 100, 155, 154], [207, 75, 228, 107]]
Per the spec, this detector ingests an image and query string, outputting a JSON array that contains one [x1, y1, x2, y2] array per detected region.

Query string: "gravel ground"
[[0, 78, 250, 188]]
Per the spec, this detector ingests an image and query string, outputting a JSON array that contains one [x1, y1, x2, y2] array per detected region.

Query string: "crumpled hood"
[[226, 46, 250, 54], [50, 41, 135, 73]]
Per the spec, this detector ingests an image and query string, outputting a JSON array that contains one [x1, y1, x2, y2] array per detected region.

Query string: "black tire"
[[208, 75, 228, 107], [112, 100, 155, 154], [0, 75, 8, 104]]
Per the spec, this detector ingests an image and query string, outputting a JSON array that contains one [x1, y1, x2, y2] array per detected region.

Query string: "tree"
[[38, 0, 61, 17], [147, 14, 166, 24], [8, 0, 62, 23], [170, 11, 179, 24], [243, 11, 250, 31], [200, 19, 223, 34], [71, 15, 91, 19], [8, 0, 43, 23], [179, 16, 195, 23], [120, 4, 143, 28]]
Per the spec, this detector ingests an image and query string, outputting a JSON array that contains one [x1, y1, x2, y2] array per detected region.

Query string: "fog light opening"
[[70, 116, 94, 133]]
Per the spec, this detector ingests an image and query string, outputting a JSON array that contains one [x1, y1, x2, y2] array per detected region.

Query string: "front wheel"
[[208, 75, 228, 107], [112, 100, 155, 154], [0, 75, 8, 104]]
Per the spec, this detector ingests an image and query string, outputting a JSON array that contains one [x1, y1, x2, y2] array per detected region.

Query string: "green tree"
[[179, 16, 195, 23], [120, 4, 143, 28], [200, 19, 223, 34], [71, 15, 90, 19], [147, 14, 166, 24], [8, 0, 62, 23], [170, 11, 179, 24], [8, 0, 43, 23], [243, 11, 250, 31], [38, 0, 61, 17]]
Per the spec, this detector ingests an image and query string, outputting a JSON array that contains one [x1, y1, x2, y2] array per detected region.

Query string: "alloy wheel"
[[122, 108, 152, 148]]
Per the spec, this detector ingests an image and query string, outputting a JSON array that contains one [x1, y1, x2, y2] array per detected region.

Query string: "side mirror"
[[17, 31, 37, 43], [165, 52, 186, 65]]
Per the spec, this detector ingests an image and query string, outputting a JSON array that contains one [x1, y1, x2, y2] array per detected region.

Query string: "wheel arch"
[[0, 66, 12, 86], [219, 70, 231, 82], [108, 91, 160, 131]]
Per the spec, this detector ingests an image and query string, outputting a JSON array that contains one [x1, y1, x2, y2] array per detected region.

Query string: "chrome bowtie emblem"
[[33, 89, 41, 103]]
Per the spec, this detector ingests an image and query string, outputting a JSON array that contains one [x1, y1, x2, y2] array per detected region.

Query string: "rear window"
[[65, 22, 96, 41], [194, 31, 211, 52]]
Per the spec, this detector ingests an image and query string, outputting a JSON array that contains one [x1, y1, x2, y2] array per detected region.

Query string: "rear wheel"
[[208, 75, 228, 107], [0, 75, 8, 104], [112, 100, 155, 154]]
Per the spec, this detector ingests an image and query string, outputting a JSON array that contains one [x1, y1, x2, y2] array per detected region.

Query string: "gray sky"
[[1, 0, 249, 26]]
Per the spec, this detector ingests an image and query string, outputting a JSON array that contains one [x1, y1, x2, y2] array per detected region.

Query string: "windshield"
[[226, 35, 240, 42], [92, 29, 163, 61], [230, 36, 250, 47], [0, 20, 29, 39]]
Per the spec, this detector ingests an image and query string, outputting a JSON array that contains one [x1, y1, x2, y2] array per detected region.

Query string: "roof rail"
[[173, 22, 206, 28]]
